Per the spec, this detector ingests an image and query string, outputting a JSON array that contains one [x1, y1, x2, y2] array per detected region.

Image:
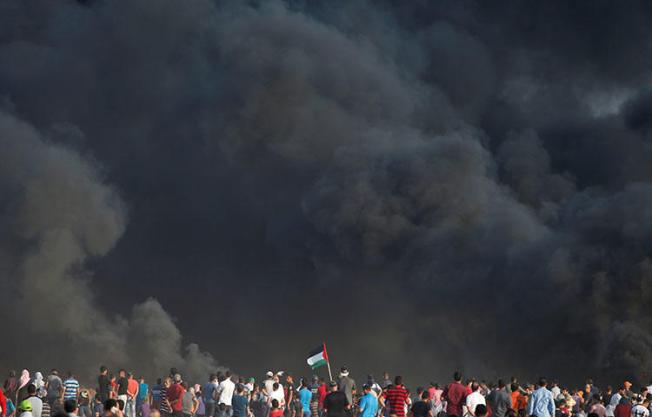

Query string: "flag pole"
[[324, 342, 333, 381]]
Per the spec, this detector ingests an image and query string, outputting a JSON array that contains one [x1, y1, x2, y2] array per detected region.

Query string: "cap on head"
[[266, 371, 274, 377], [329, 381, 338, 387], [19, 400, 33, 412], [174, 373, 182, 382]]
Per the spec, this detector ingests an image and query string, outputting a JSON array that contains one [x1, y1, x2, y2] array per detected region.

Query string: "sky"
[[3, 0, 652, 387]]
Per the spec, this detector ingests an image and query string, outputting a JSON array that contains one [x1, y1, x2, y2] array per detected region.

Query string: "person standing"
[[4, 372, 17, 405], [217, 375, 235, 417], [25, 386, 42, 417], [116, 371, 129, 414], [64, 374, 80, 403], [337, 369, 356, 407], [16, 372, 31, 406], [443, 373, 466, 417], [159, 379, 172, 417], [137, 377, 149, 417], [410, 391, 432, 417], [526, 378, 554, 417], [464, 384, 484, 417], [45, 371, 62, 408], [167, 375, 185, 417], [202, 375, 218, 417], [298, 382, 312, 417], [323, 382, 349, 417], [98, 369, 111, 404], [358, 386, 378, 417], [126, 374, 139, 417], [381, 377, 410, 417], [231, 386, 248, 417], [486, 381, 510, 417]]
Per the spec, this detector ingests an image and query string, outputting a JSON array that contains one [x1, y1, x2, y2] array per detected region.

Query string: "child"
[[269, 400, 283, 417]]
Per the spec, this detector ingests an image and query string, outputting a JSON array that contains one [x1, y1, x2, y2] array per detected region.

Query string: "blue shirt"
[[527, 387, 555, 417], [232, 395, 248, 417], [359, 393, 378, 417], [138, 383, 149, 401], [299, 388, 312, 413]]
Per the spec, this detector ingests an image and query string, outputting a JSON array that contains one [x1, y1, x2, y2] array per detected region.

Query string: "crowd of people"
[[0, 367, 650, 417]]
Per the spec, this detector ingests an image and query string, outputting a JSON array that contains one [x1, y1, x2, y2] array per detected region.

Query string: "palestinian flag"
[[307, 344, 329, 369]]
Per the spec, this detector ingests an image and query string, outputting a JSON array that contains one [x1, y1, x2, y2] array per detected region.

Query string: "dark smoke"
[[2, 0, 652, 386]]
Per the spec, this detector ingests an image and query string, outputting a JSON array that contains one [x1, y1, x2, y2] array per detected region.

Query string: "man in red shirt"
[[126, 373, 140, 417], [166, 374, 186, 417], [443, 372, 467, 417], [381, 376, 410, 417], [318, 379, 328, 414]]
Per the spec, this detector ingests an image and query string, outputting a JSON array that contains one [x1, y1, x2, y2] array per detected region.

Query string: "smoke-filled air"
[[3, 0, 652, 385]]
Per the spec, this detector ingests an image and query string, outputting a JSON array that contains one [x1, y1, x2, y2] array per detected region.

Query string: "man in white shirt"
[[263, 372, 275, 397], [465, 383, 485, 417], [26, 385, 43, 417], [270, 382, 285, 409], [632, 395, 650, 417], [219, 374, 236, 416]]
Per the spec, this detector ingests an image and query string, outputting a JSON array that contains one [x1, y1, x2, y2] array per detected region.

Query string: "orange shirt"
[[128, 379, 139, 396], [511, 392, 526, 410]]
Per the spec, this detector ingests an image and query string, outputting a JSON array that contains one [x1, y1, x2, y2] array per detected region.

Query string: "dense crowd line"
[[0, 367, 649, 417]]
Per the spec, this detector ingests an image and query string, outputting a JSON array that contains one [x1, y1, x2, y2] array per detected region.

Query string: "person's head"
[[329, 381, 338, 392], [363, 385, 371, 394], [100, 366, 108, 375], [127, 373, 133, 380], [286, 374, 293, 383], [181, 382, 189, 390], [538, 378, 547, 388], [511, 383, 519, 392], [475, 405, 487, 417], [383, 372, 389, 380], [156, 378, 162, 385], [236, 385, 244, 395], [645, 394, 652, 405], [104, 399, 117, 413], [149, 410, 161, 417], [266, 371, 274, 379], [394, 376, 403, 386], [421, 391, 429, 401], [139, 377, 145, 383], [116, 400, 125, 412], [271, 400, 279, 409], [498, 380, 506, 390], [453, 372, 462, 382], [118, 369, 126, 378], [586, 379, 593, 386], [27, 384, 37, 396], [210, 374, 217, 382], [67, 371, 74, 379], [163, 378, 172, 388], [174, 374, 182, 384], [471, 382, 480, 392], [64, 400, 78, 415], [110, 374, 115, 382], [18, 400, 33, 414], [9, 370, 16, 377], [51, 369, 59, 376]]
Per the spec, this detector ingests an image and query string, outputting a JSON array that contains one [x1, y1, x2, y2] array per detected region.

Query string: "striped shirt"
[[160, 387, 171, 413], [63, 378, 80, 400], [383, 385, 409, 417]]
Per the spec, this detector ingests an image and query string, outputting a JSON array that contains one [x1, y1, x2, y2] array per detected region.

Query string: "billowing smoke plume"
[[3, 0, 652, 386], [0, 109, 217, 381]]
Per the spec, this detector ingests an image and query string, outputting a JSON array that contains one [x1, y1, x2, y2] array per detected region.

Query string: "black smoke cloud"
[[3, 0, 652, 386]]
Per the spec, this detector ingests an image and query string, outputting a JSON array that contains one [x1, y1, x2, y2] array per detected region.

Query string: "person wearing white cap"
[[337, 368, 356, 406], [264, 373, 275, 398]]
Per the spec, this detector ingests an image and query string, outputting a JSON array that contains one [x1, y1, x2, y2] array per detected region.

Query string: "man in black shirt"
[[410, 392, 432, 417], [323, 382, 349, 417], [117, 370, 129, 408], [98, 367, 110, 403]]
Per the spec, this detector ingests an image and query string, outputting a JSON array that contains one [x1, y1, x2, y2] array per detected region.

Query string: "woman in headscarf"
[[30, 373, 45, 398], [15, 371, 30, 405]]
